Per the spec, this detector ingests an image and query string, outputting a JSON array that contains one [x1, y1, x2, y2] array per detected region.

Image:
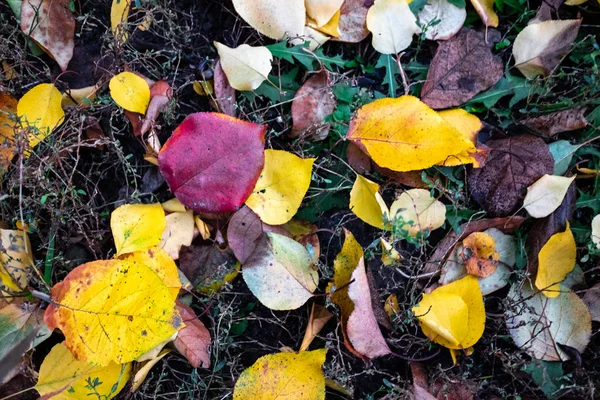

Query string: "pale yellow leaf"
[[17, 83, 64, 150], [306, 0, 345, 27], [0, 229, 33, 292], [231, 0, 306, 39], [109, 72, 151, 114], [162, 198, 186, 213], [380, 238, 401, 265], [160, 210, 195, 260], [131, 349, 170, 392], [535, 223, 576, 298], [469, 0, 498, 27], [214, 42, 273, 91], [349, 175, 388, 229], [366, 0, 419, 54], [418, 0, 466, 40], [524, 174, 575, 218], [592, 214, 600, 249], [111, 203, 167, 256], [389, 189, 446, 236]]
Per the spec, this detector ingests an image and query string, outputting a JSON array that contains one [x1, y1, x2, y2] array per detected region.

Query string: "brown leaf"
[[213, 61, 236, 117], [421, 28, 504, 109], [533, 0, 564, 23], [375, 166, 429, 188], [300, 303, 334, 351], [20, 0, 75, 71], [347, 142, 373, 174], [334, 0, 373, 43], [462, 232, 499, 277], [173, 301, 211, 368], [140, 80, 172, 135], [367, 269, 393, 331], [178, 244, 239, 291], [430, 379, 479, 400], [582, 283, 600, 322], [83, 116, 106, 150], [410, 362, 436, 400], [290, 70, 336, 140], [522, 107, 587, 138], [468, 135, 554, 217]]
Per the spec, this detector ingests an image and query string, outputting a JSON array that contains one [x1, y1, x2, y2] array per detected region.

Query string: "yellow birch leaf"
[[0, 92, 18, 172], [35, 342, 131, 400], [349, 175, 388, 230], [592, 214, 600, 249], [437, 108, 483, 167], [0, 229, 34, 292], [524, 174, 576, 219], [131, 349, 170, 392], [347, 96, 475, 172], [413, 275, 485, 352], [214, 42, 273, 91], [111, 0, 131, 42], [17, 83, 64, 150], [231, 0, 306, 40], [111, 203, 166, 256], [245, 150, 315, 225], [44, 247, 183, 366], [380, 238, 401, 265], [366, 0, 419, 55], [160, 210, 195, 260], [469, 0, 498, 27], [233, 349, 327, 400], [389, 189, 446, 237], [535, 223, 576, 298], [306, 0, 345, 27], [109, 72, 151, 114]]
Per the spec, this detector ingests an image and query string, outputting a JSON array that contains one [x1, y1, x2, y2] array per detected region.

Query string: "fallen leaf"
[[468, 135, 554, 217], [306, 0, 345, 27], [310, 9, 341, 37], [158, 113, 266, 213], [350, 175, 388, 230], [346, 142, 372, 175], [513, 19, 582, 78], [419, 0, 466, 41], [0, 229, 33, 292], [549, 140, 579, 176], [524, 175, 576, 219], [380, 238, 401, 265], [111, 203, 166, 256], [347, 96, 475, 172], [290, 70, 336, 139], [178, 244, 240, 293], [111, 0, 131, 43], [389, 189, 446, 237], [17, 83, 65, 150], [233, 349, 326, 399], [334, 0, 372, 42], [174, 302, 211, 368], [421, 28, 504, 109], [36, 342, 131, 399], [469, 0, 498, 27], [131, 349, 170, 392], [20, 0, 75, 71], [533, 0, 564, 22], [535, 223, 576, 298], [413, 275, 485, 359], [243, 232, 318, 310], [506, 283, 591, 361], [160, 210, 195, 260], [437, 108, 484, 167], [109, 72, 151, 114], [384, 294, 400, 318], [582, 283, 600, 322], [214, 42, 273, 91], [141, 80, 172, 135], [284, 219, 321, 262], [523, 107, 588, 137], [245, 150, 315, 225], [162, 197, 186, 213], [300, 303, 334, 351], [592, 214, 600, 249], [231, 0, 306, 39], [44, 247, 183, 366], [0, 92, 17, 173], [366, 0, 419, 55], [61, 85, 98, 108], [461, 232, 499, 278], [213, 61, 236, 116]]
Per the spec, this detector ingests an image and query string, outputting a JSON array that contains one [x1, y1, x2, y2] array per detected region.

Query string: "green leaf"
[[576, 191, 600, 214], [409, 0, 428, 15], [447, 0, 466, 7], [522, 360, 568, 399], [267, 42, 347, 71], [253, 67, 300, 103], [467, 72, 533, 109], [549, 140, 579, 176], [333, 83, 360, 103], [375, 54, 399, 98]]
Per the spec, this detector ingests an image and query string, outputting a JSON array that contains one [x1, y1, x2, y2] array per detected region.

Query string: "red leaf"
[[174, 301, 211, 368], [158, 113, 266, 213]]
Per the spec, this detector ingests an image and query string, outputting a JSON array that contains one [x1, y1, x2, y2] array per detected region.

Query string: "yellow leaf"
[[233, 349, 327, 400], [461, 232, 499, 278], [109, 72, 151, 114], [437, 108, 483, 167], [36, 342, 131, 400], [0, 91, 18, 172], [162, 197, 186, 213], [469, 0, 498, 27], [214, 42, 273, 91], [231, 0, 306, 40], [592, 214, 600, 249], [389, 189, 446, 237], [193, 80, 214, 96], [0, 229, 33, 292], [331, 229, 363, 319], [111, 203, 166, 256], [111, 0, 131, 42], [564, 0, 587, 4], [366, 0, 419, 54], [245, 150, 315, 225], [413, 275, 485, 353], [306, 0, 345, 27], [349, 175, 388, 229], [61, 85, 98, 108], [524, 174, 576, 219], [131, 349, 170, 392], [17, 83, 64, 150], [160, 210, 195, 260], [44, 247, 182, 366], [384, 293, 400, 318], [195, 215, 211, 240], [312, 9, 341, 37], [535, 223, 576, 298], [380, 238, 401, 265], [347, 96, 475, 172]]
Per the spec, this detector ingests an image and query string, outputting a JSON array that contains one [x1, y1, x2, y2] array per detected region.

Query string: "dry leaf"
[[0, 92, 17, 173], [350, 175, 388, 230], [461, 232, 499, 278], [213, 61, 236, 116], [111, 203, 166, 256], [0, 229, 34, 292], [524, 174, 576, 219], [178, 244, 240, 293], [300, 303, 334, 351], [389, 189, 446, 237], [141, 80, 173, 136], [535, 223, 576, 298], [231, 0, 306, 39], [214, 42, 273, 91], [290, 70, 336, 139], [522, 107, 588, 137], [419, 0, 466, 41], [131, 349, 170, 392], [366, 0, 419, 55], [335, 0, 372, 43], [582, 283, 600, 322], [111, 0, 131, 43], [174, 302, 211, 368], [421, 28, 504, 109]]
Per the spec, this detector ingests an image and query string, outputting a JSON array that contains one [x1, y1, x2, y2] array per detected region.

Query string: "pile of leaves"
[[0, 0, 599, 398]]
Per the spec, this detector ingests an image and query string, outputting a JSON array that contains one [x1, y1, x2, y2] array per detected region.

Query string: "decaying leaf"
[[0, 92, 17, 173], [231, 0, 306, 39], [350, 175, 388, 230], [582, 283, 600, 322], [109, 72, 151, 114], [243, 232, 318, 310], [0, 229, 34, 292], [535, 223, 576, 298], [233, 349, 327, 399], [160, 210, 195, 260], [389, 189, 446, 237], [36, 343, 131, 399], [469, 0, 498, 27], [214, 42, 273, 91], [513, 19, 582, 78], [245, 150, 315, 225], [291, 70, 336, 139], [461, 232, 499, 278], [418, 0, 466, 41], [141, 80, 173, 136], [159, 113, 266, 213], [111, 203, 166, 256], [335, 0, 372, 43], [366, 0, 419, 55], [524, 174, 576, 219], [506, 283, 591, 361], [421, 28, 504, 109], [213, 61, 236, 116], [17, 83, 65, 150], [284, 219, 321, 262], [173, 302, 211, 368], [44, 247, 183, 366], [178, 244, 240, 293], [300, 303, 334, 351], [468, 135, 554, 217], [347, 96, 475, 172], [20, 0, 75, 71], [522, 107, 588, 137]]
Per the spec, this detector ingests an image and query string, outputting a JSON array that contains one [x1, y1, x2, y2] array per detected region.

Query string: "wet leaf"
[[233, 349, 326, 399], [160, 210, 195, 260], [418, 0, 466, 41], [421, 28, 504, 109], [389, 189, 446, 237], [231, 0, 306, 39], [523, 107, 588, 138], [524, 175, 576, 218], [469, 0, 498, 27], [214, 42, 273, 91], [366, 0, 419, 55], [335, 0, 372, 43], [243, 232, 318, 310], [44, 247, 183, 366], [17, 83, 64, 150], [300, 303, 334, 351], [0, 229, 33, 292], [347, 96, 475, 172], [109, 72, 151, 114], [462, 232, 499, 278], [535, 223, 576, 298], [513, 19, 582, 78], [290, 70, 336, 139], [350, 175, 388, 230], [111, 203, 166, 256], [36, 342, 131, 400], [245, 150, 315, 225], [158, 113, 266, 213], [173, 302, 211, 368]]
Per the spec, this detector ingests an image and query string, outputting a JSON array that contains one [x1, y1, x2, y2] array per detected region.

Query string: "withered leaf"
[[213, 61, 236, 117], [173, 301, 211, 368], [522, 107, 587, 138], [290, 70, 336, 140], [468, 135, 554, 217], [421, 28, 504, 109], [178, 244, 239, 292], [334, 0, 373, 43], [346, 142, 373, 175]]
